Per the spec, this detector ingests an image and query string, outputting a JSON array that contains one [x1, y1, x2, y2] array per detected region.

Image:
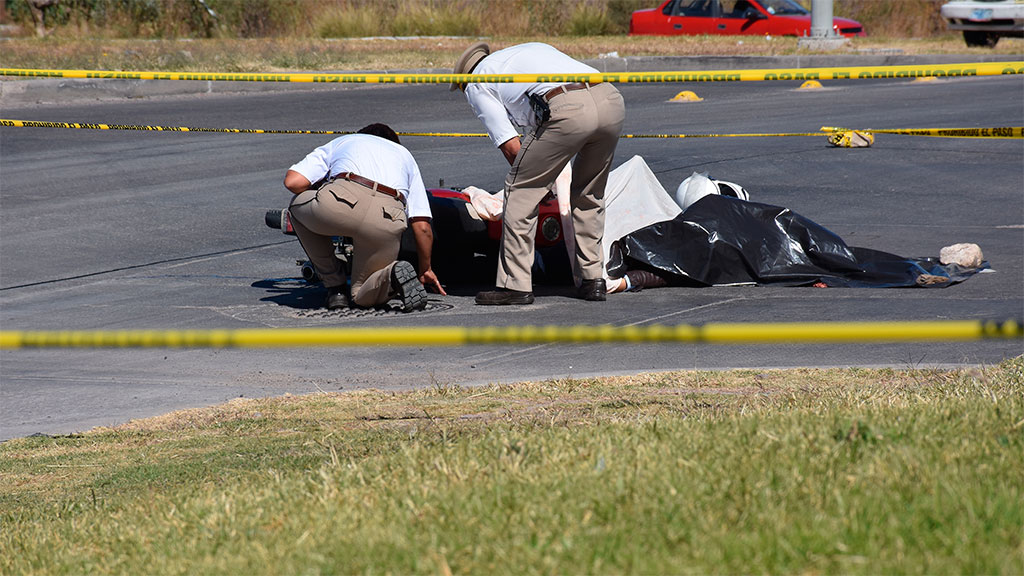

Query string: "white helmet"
[[674, 172, 750, 211], [713, 180, 750, 201]]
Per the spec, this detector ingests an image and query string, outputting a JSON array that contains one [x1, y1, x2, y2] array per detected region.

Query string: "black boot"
[[391, 261, 427, 312], [325, 285, 350, 310], [624, 269, 669, 291]]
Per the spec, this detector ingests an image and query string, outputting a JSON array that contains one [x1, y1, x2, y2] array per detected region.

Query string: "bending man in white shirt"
[[283, 123, 446, 312], [451, 42, 625, 305]]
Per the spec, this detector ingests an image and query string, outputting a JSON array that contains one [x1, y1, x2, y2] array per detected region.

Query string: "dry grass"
[[2, 0, 1019, 73], [837, 0, 948, 38], [0, 0, 996, 40], [1, 34, 1020, 74]]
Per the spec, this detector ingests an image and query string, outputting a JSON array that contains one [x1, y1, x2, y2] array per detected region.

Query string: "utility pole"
[[809, 0, 836, 38], [799, 0, 848, 50]]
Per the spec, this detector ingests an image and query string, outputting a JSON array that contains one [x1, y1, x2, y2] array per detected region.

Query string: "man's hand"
[[419, 269, 446, 295]]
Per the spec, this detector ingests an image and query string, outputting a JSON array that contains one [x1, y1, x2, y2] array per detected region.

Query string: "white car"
[[940, 0, 1024, 47]]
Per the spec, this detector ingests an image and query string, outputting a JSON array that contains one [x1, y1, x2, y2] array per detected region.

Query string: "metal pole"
[[809, 0, 835, 38]]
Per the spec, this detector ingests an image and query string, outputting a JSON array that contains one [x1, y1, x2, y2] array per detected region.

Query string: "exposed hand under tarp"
[[606, 195, 989, 289]]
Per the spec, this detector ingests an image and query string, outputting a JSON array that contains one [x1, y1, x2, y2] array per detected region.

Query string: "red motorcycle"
[[265, 187, 570, 285]]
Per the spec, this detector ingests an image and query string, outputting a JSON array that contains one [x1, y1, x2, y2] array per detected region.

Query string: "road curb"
[[1, 54, 1020, 107], [585, 53, 1021, 72]]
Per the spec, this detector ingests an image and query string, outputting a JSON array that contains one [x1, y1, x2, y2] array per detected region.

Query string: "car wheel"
[[963, 30, 999, 48]]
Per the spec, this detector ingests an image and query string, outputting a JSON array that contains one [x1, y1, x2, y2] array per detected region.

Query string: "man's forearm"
[[284, 169, 311, 195], [409, 218, 446, 295], [499, 136, 521, 166], [410, 219, 434, 271]]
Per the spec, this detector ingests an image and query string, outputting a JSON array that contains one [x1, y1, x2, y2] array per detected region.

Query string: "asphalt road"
[[1, 73, 1022, 440]]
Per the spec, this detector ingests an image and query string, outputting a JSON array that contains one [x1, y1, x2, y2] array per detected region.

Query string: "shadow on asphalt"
[[252, 278, 325, 309], [252, 277, 584, 309]]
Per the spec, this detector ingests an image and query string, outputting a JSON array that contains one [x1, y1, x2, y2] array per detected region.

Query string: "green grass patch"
[[2, 358, 1022, 574]]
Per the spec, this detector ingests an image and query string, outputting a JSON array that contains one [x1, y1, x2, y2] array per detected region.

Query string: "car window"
[[720, 0, 756, 18], [674, 0, 714, 17], [759, 0, 807, 15]]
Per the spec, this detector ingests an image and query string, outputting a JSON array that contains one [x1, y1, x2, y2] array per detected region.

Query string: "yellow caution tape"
[[822, 126, 1023, 138], [4, 119, 1021, 140], [620, 131, 827, 138], [2, 62, 1022, 84], [0, 320, 1019, 349], [827, 130, 875, 147], [0, 119, 349, 135]]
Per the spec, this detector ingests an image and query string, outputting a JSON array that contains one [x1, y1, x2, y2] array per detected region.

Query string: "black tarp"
[[606, 195, 988, 288]]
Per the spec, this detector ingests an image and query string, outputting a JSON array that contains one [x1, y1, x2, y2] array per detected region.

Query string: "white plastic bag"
[[552, 163, 581, 286]]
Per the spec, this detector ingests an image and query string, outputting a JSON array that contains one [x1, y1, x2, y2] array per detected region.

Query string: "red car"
[[630, 0, 865, 37]]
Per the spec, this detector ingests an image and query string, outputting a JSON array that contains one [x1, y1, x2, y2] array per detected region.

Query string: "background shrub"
[[568, 3, 613, 37], [833, 0, 947, 38]]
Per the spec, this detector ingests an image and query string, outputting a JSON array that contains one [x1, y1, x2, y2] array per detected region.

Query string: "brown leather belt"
[[544, 82, 594, 102], [331, 172, 404, 204]]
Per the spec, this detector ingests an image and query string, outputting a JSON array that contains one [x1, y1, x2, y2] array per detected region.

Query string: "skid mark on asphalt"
[[0, 241, 293, 291]]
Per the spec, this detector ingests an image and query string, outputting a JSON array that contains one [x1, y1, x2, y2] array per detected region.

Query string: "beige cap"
[[450, 41, 490, 92]]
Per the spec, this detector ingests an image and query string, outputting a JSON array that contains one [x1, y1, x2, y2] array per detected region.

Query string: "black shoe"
[[325, 285, 350, 310], [391, 261, 427, 312], [475, 288, 535, 305], [576, 278, 606, 301]]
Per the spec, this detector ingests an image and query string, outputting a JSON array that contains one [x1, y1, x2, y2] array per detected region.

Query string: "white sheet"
[[463, 155, 681, 283]]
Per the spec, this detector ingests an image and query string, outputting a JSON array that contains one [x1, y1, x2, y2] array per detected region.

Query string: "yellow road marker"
[[670, 90, 703, 102]]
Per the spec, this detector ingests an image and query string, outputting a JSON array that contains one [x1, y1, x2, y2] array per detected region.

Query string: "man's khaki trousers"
[[289, 180, 408, 307], [499, 82, 625, 292]]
